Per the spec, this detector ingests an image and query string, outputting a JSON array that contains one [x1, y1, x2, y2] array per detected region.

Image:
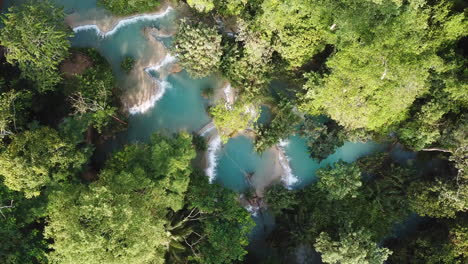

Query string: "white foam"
[[244, 204, 259, 217], [146, 53, 176, 73], [199, 122, 216, 137], [205, 135, 222, 183], [72, 6, 174, 37], [128, 53, 176, 115], [128, 80, 171, 115], [278, 139, 299, 188]]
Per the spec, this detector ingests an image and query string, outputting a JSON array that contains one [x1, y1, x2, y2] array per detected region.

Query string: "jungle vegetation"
[[0, 0, 466, 264]]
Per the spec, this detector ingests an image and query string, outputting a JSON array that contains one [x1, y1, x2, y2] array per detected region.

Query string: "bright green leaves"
[[0, 127, 90, 198], [0, 1, 71, 92], [299, 0, 465, 132], [315, 229, 392, 264], [69, 63, 118, 133], [210, 100, 259, 143], [99, 0, 160, 15], [187, 171, 255, 264], [45, 133, 196, 264], [316, 161, 362, 200], [254, 101, 300, 153], [258, 0, 334, 68], [187, 0, 215, 13], [172, 20, 223, 79]]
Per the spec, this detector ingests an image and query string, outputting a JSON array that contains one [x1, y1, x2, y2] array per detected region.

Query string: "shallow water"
[[283, 135, 385, 187], [215, 136, 277, 191]]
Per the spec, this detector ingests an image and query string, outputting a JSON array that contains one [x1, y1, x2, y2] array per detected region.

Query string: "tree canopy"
[[0, 127, 90, 198], [45, 133, 196, 264], [172, 20, 223, 79], [0, 1, 71, 92]]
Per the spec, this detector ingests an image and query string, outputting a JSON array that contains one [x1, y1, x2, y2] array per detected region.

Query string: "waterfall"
[[245, 204, 260, 217], [128, 53, 176, 115], [145, 53, 176, 72], [278, 139, 299, 188], [128, 80, 171, 115], [73, 6, 174, 37], [205, 135, 222, 183]]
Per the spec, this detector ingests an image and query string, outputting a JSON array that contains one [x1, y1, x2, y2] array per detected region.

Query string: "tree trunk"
[[422, 148, 452, 153]]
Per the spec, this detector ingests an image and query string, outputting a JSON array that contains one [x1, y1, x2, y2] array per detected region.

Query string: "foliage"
[[316, 161, 362, 200], [409, 179, 468, 219], [221, 20, 274, 98], [264, 184, 298, 216], [388, 217, 468, 264], [257, 0, 334, 68], [0, 90, 19, 138], [192, 133, 207, 152], [172, 20, 222, 78], [300, 116, 346, 161], [315, 229, 392, 264], [0, 127, 91, 198], [99, 0, 160, 15], [187, 170, 255, 264], [120, 56, 135, 73], [0, 184, 47, 264], [68, 59, 120, 133], [254, 101, 300, 153], [407, 117, 468, 218], [210, 99, 259, 143], [187, 0, 215, 13], [299, 1, 466, 132], [45, 133, 195, 264], [269, 155, 413, 250], [0, 1, 71, 92]]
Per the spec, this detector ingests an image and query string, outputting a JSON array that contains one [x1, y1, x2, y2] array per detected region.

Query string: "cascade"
[[128, 53, 177, 115], [277, 139, 299, 188], [72, 6, 174, 37], [205, 135, 222, 183]]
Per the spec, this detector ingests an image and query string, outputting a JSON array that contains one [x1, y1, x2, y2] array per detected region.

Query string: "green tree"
[[120, 56, 135, 73], [45, 133, 196, 264], [409, 179, 468, 219], [99, 0, 160, 15], [299, 1, 466, 131], [300, 116, 346, 161], [68, 63, 121, 133], [254, 101, 300, 153], [0, 127, 90, 198], [264, 184, 298, 216], [221, 20, 274, 98], [187, 0, 215, 13], [210, 99, 259, 143], [315, 229, 392, 264], [0, 1, 71, 92], [187, 170, 255, 264], [258, 0, 334, 68], [0, 91, 19, 138], [172, 20, 222, 78], [0, 184, 47, 264], [316, 161, 362, 200], [388, 217, 468, 264]]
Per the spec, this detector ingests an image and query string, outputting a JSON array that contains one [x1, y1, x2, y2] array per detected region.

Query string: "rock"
[[170, 63, 182, 74]]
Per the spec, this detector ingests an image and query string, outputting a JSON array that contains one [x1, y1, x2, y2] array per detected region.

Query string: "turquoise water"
[[284, 135, 385, 187], [127, 71, 214, 140], [215, 136, 276, 191], [70, 11, 176, 75]]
